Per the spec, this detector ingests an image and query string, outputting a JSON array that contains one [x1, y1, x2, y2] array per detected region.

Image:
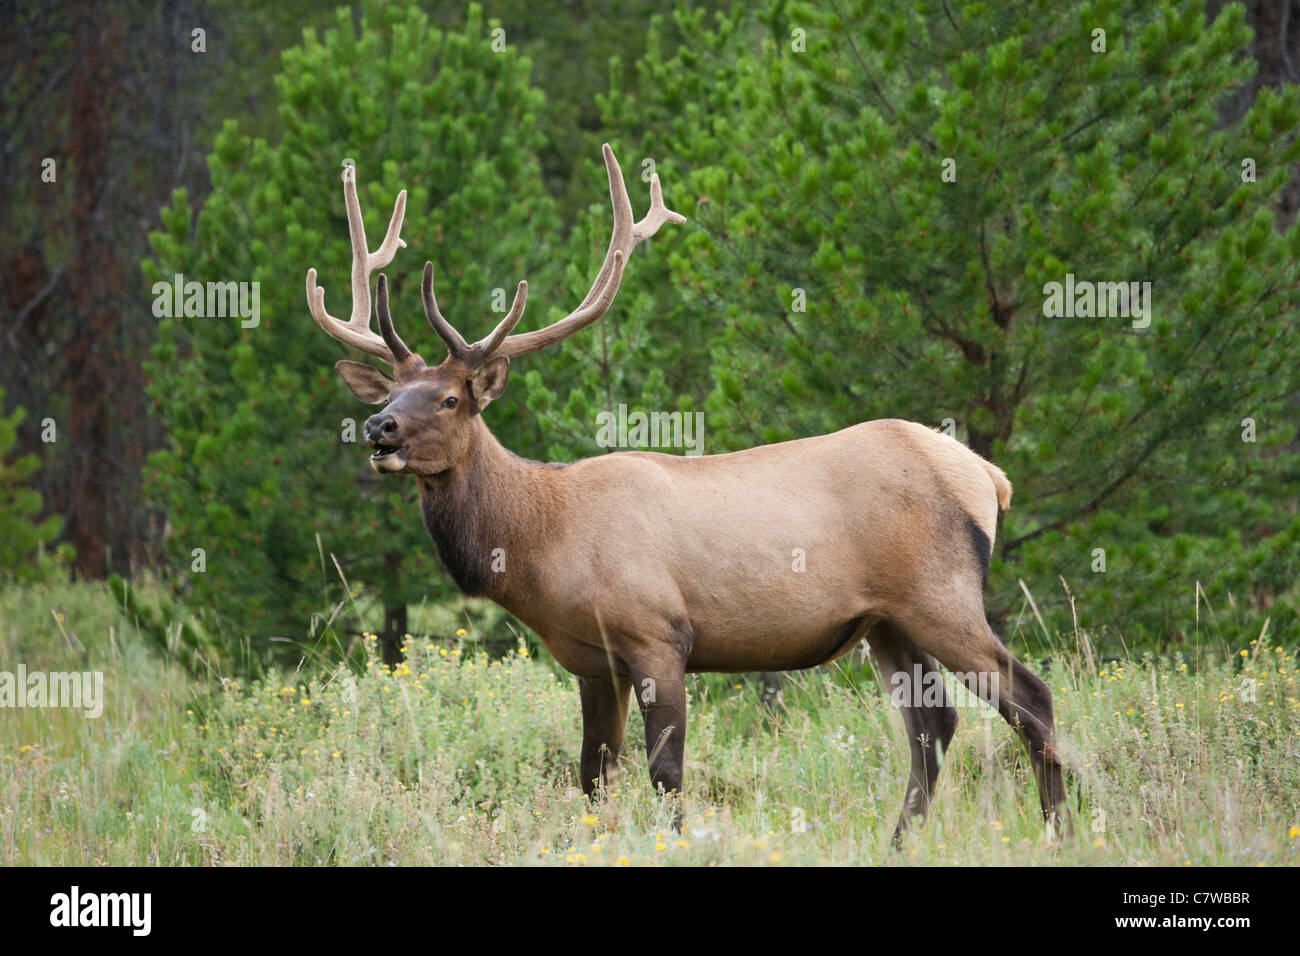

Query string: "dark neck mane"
[[415, 419, 551, 601]]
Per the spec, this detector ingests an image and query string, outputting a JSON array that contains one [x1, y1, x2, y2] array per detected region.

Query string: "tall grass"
[[1, 575, 1297, 865]]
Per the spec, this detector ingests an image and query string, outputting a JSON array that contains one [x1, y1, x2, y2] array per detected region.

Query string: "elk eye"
[[441, 396, 458, 409]]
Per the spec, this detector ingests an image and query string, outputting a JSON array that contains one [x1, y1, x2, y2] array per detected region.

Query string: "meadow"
[[2, 573, 1297, 866]]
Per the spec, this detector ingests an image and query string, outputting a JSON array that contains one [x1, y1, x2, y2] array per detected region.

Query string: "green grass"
[[1, 575, 1297, 865]]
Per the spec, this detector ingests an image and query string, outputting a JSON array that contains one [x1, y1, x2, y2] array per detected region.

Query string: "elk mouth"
[[369, 442, 408, 473]]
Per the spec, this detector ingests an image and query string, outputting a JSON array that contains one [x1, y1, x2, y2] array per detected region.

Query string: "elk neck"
[[414, 415, 561, 604]]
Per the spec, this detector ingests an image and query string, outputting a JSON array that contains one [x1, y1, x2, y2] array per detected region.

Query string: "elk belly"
[[686, 615, 876, 673]]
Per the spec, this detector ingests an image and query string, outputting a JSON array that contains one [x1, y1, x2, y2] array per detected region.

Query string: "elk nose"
[[364, 413, 401, 447]]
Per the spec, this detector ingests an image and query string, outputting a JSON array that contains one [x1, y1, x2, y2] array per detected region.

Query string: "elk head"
[[306, 146, 685, 476]]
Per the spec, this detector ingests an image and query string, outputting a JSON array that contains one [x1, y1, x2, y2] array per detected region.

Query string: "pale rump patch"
[[889, 420, 1012, 543]]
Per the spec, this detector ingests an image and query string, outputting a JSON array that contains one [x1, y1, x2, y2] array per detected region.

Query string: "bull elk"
[[305, 146, 1071, 840]]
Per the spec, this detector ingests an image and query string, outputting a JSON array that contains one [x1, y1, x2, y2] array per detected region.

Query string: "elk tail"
[[982, 459, 1012, 513]]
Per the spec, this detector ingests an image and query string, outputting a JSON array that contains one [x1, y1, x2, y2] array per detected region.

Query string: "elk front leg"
[[629, 658, 688, 826], [578, 674, 632, 798]]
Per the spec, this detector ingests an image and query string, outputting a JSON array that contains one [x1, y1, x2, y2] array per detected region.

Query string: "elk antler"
[[422, 143, 686, 365], [423, 262, 528, 367], [305, 164, 414, 367]]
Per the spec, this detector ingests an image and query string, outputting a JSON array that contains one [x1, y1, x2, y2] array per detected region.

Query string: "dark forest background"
[[2, 0, 1298, 671]]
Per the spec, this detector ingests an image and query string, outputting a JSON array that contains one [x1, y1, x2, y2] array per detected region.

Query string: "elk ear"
[[335, 360, 394, 404], [468, 355, 510, 411]]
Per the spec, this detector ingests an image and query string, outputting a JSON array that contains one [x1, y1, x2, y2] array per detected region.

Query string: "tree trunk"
[[65, 5, 122, 578], [380, 551, 407, 665], [382, 600, 407, 667]]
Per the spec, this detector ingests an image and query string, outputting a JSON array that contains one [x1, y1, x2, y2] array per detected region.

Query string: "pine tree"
[[522, 52, 707, 461], [144, 3, 560, 664], [613, 1, 1300, 646], [0, 390, 64, 580]]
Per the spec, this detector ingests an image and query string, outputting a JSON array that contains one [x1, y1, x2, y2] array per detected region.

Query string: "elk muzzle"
[[364, 412, 408, 472]]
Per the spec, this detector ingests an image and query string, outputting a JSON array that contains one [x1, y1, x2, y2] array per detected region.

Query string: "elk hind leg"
[[867, 622, 959, 846], [899, 606, 1071, 836]]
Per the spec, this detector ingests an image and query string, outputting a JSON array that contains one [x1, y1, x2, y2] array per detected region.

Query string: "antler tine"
[[637, 171, 687, 242], [305, 164, 410, 366], [492, 144, 685, 361], [570, 143, 638, 315], [468, 280, 528, 360], [374, 274, 412, 363], [421, 265, 528, 366], [426, 261, 527, 366], [422, 262, 470, 360]]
